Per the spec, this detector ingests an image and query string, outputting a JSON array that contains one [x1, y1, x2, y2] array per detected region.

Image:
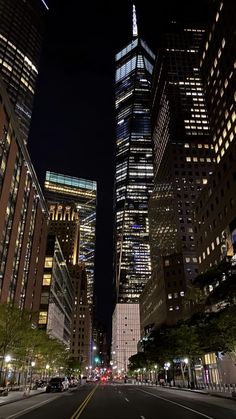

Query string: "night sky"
[[28, 0, 210, 341]]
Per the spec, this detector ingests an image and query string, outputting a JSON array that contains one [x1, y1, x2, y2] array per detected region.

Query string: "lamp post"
[[45, 364, 50, 382], [164, 362, 170, 384], [184, 358, 191, 388], [154, 365, 158, 384], [30, 361, 36, 390], [4, 355, 11, 387]]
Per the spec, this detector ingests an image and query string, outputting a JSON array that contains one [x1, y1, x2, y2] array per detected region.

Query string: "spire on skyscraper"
[[132, 4, 138, 37]]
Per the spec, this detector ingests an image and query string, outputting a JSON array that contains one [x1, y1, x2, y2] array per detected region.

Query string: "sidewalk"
[[135, 382, 236, 401], [0, 387, 46, 406]]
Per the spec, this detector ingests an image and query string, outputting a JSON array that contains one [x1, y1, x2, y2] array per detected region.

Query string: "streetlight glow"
[[5, 355, 11, 363]]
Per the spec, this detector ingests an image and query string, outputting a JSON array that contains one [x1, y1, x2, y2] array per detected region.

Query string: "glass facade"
[[114, 37, 155, 303], [44, 171, 97, 306], [0, 0, 46, 142]]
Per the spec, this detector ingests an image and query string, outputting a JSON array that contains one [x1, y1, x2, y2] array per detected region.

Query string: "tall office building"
[[47, 202, 92, 368], [44, 171, 97, 306], [112, 6, 155, 371], [194, 0, 236, 271], [0, 79, 48, 314], [39, 235, 74, 346], [0, 0, 47, 142], [140, 23, 216, 334]]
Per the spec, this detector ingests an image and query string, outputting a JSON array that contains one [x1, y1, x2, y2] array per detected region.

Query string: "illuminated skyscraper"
[[44, 171, 97, 306], [0, 0, 47, 142], [112, 6, 155, 371], [140, 23, 216, 334], [114, 7, 155, 304]]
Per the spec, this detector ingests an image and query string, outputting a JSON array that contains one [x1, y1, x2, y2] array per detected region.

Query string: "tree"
[[128, 352, 147, 371]]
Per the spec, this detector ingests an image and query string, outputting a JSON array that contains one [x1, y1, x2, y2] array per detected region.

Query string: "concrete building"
[[0, 0, 48, 142], [112, 6, 155, 371], [140, 22, 216, 335], [39, 235, 74, 346], [112, 303, 140, 373], [0, 79, 48, 314]]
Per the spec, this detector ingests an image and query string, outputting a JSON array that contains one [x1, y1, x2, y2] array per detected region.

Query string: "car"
[[46, 377, 69, 392]]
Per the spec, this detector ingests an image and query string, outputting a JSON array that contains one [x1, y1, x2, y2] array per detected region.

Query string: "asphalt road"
[[0, 383, 236, 419]]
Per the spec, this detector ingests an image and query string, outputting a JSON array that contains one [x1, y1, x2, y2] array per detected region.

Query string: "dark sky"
[[28, 0, 210, 340]]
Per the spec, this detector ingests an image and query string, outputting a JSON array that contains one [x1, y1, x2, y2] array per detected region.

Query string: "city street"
[[0, 383, 236, 419]]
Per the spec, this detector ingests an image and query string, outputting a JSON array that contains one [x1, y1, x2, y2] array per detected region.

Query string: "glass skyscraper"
[[114, 15, 155, 304], [44, 171, 97, 306], [0, 0, 47, 142], [111, 7, 155, 372]]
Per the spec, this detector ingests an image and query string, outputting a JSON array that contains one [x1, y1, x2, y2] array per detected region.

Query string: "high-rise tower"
[[44, 171, 97, 306], [112, 6, 155, 371], [114, 6, 155, 303], [140, 23, 216, 334], [0, 0, 47, 142]]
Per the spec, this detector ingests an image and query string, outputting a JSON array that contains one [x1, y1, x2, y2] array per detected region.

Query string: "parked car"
[[46, 377, 69, 392]]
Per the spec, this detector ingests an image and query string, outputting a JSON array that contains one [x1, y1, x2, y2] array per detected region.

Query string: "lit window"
[[43, 274, 51, 286], [169, 307, 173, 311], [216, 236, 220, 245], [203, 179, 208, 184], [174, 293, 178, 298], [222, 38, 225, 48], [168, 294, 172, 299], [44, 257, 53, 268], [38, 311, 47, 325], [180, 291, 185, 297]]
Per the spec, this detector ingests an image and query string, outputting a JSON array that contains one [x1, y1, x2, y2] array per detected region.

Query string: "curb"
[[0, 390, 45, 407]]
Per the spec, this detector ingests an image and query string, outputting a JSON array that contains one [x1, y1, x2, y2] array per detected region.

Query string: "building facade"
[[48, 202, 80, 266], [46, 202, 91, 371], [194, 0, 236, 271], [141, 23, 216, 334], [112, 7, 155, 370], [44, 171, 97, 306], [39, 235, 74, 346], [112, 303, 140, 373], [0, 79, 48, 314], [70, 263, 91, 372], [0, 0, 47, 142]]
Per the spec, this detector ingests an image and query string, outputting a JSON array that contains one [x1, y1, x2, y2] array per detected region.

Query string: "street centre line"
[[70, 385, 98, 419], [6, 396, 59, 419], [138, 389, 215, 419]]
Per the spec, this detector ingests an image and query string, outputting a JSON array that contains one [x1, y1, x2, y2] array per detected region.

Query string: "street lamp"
[[164, 362, 170, 383], [4, 355, 11, 387], [30, 361, 36, 389]]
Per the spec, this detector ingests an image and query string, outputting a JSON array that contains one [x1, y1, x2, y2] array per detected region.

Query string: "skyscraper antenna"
[[132, 4, 138, 37]]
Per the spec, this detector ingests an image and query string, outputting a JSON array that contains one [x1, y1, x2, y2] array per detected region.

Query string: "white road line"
[[125, 397, 129, 402], [140, 416, 146, 419], [139, 389, 215, 419], [5, 396, 59, 419]]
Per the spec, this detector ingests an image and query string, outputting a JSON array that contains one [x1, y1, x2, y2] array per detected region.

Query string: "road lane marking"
[[5, 396, 59, 419], [125, 398, 129, 402], [140, 416, 146, 419], [138, 389, 215, 419], [70, 385, 98, 419]]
